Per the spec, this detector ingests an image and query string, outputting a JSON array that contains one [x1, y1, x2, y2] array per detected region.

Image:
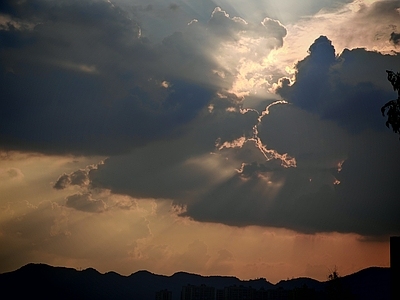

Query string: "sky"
[[0, 0, 399, 283]]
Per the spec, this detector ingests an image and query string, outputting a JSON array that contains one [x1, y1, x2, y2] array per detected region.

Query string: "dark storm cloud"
[[276, 35, 398, 133], [87, 35, 400, 237], [182, 104, 400, 237], [89, 92, 259, 201], [182, 166, 340, 231], [180, 104, 351, 232], [0, 0, 219, 155], [36, 1, 400, 236], [0, 0, 289, 156], [246, 36, 400, 236]]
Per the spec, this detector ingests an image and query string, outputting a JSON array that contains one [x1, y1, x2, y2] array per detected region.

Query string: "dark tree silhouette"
[[381, 70, 400, 136], [325, 268, 355, 300]]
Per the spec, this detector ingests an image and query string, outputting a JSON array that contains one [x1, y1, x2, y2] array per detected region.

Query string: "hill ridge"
[[0, 263, 390, 300]]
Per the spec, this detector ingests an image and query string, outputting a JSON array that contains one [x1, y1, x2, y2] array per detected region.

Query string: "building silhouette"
[[181, 284, 215, 300], [391, 236, 400, 300], [214, 285, 311, 300], [219, 285, 255, 300], [155, 289, 172, 300]]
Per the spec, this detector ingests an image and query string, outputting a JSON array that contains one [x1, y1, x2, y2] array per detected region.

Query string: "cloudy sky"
[[1, 0, 399, 283]]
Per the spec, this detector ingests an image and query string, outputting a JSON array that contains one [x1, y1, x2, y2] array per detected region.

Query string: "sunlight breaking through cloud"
[[217, 100, 296, 168]]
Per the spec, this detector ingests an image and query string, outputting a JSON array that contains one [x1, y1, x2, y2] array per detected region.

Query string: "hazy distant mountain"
[[0, 264, 389, 299]]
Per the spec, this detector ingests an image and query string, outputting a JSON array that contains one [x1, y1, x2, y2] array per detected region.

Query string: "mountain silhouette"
[[0, 263, 389, 299]]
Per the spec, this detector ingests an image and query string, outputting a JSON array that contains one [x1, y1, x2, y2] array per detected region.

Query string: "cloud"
[[81, 99, 340, 234], [53, 162, 103, 190], [0, 167, 24, 181], [0, 0, 221, 155], [2, 0, 398, 280], [266, 35, 400, 236], [4, 0, 400, 237], [328, 0, 400, 52], [206, 7, 288, 96], [54, 170, 90, 190], [85, 35, 400, 237], [274, 0, 400, 78], [212, 0, 353, 24], [390, 31, 400, 45], [87, 92, 295, 202], [0, 0, 291, 155], [182, 128, 400, 237], [276, 35, 397, 133], [65, 193, 107, 213], [53, 160, 138, 212]]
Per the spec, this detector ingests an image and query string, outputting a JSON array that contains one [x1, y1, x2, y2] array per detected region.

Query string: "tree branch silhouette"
[[381, 70, 400, 137]]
